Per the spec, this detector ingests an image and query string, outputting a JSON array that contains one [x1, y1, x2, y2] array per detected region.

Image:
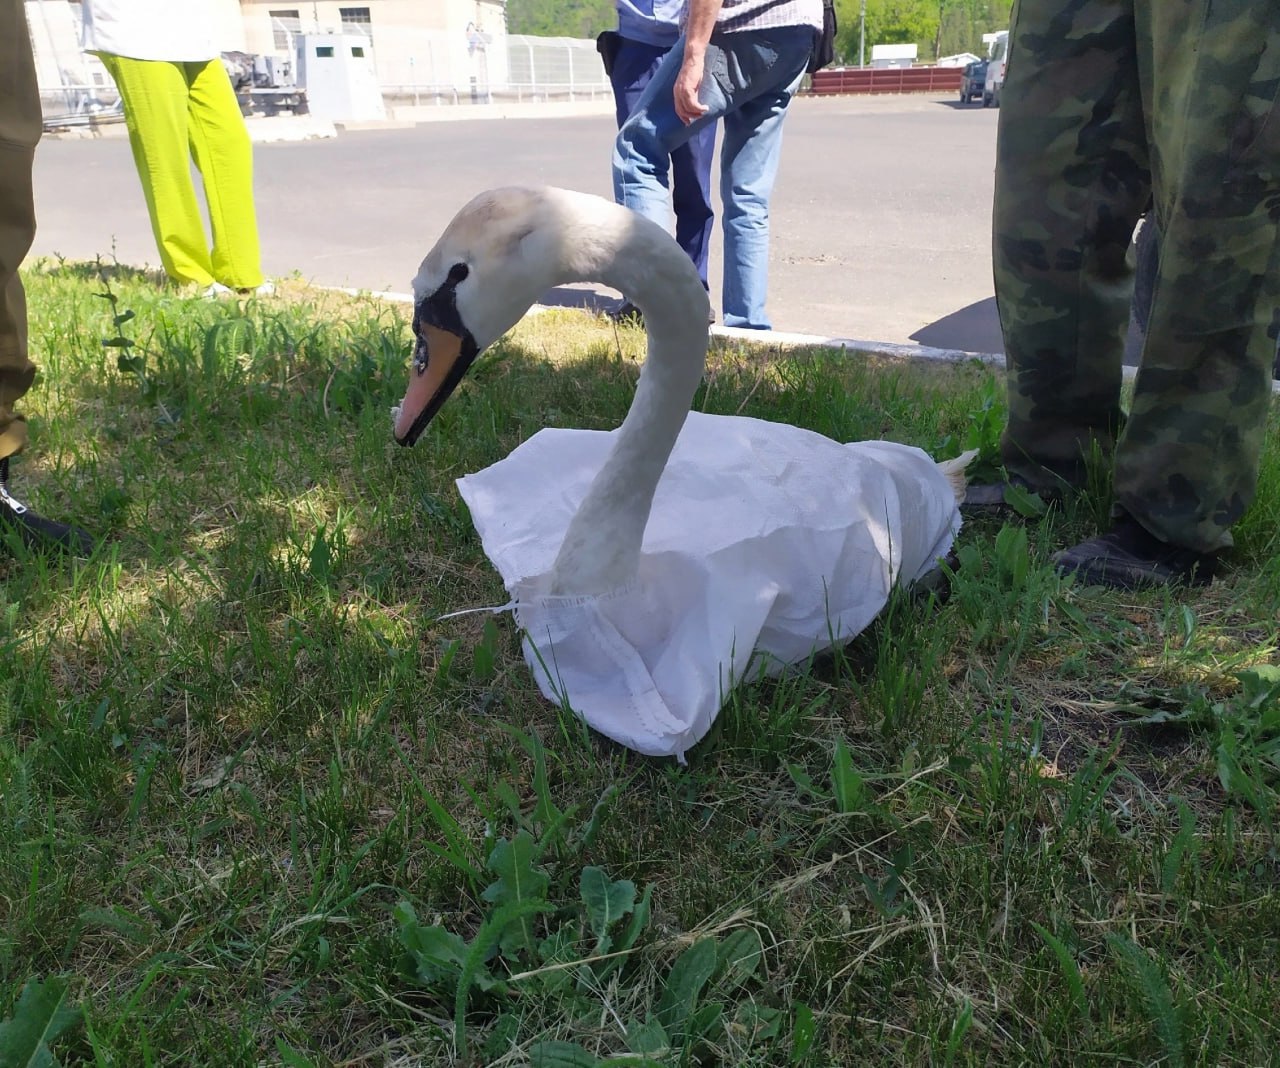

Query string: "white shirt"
[[81, 0, 223, 62]]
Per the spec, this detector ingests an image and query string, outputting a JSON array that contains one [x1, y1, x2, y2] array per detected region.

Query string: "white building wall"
[[239, 0, 507, 92]]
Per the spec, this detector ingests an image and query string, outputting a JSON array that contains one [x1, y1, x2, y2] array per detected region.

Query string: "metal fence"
[[497, 35, 611, 102], [318, 28, 611, 107], [26, 0, 122, 127], [28, 9, 611, 128], [809, 65, 964, 95]]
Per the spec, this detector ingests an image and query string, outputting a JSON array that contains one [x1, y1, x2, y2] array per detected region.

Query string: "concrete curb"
[[318, 285, 1251, 390], [147, 281, 1280, 394], [710, 323, 1008, 369], [324, 283, 1013, 370], [388, 100, 614, 124], [43, 114, 340, 142], [245, 115, 338, 141]]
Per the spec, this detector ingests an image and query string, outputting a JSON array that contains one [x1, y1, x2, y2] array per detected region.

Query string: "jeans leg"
[[609, 38, 666, 128], [614, 26, 811, 321], [612, 44, 697, 234], [671, 122, 716, 290], [717, 70, 804, 329], [612, 37, 716, 289]]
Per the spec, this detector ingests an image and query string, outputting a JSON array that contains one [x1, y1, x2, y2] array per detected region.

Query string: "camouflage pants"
[[993, 0, 1280, 552]]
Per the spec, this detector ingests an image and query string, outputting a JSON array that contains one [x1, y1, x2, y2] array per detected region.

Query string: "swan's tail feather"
[[936, 448, 980, 503]]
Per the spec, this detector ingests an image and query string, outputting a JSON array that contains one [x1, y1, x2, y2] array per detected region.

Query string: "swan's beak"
[[393, 323, 475, 446]]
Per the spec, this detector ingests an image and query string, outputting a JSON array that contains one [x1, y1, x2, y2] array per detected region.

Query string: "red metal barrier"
[[807, 65, 964, 95]]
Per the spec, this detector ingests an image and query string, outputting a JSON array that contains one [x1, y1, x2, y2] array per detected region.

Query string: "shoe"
[[607, 299, 643, 326], [911, 548, 960, 605], [962, 474, 1067, 513], [1051, 513, 1216, 590], [607, 299, 716, 326], [202, 282, 234, 299], [241, 281, 274, 296], [0, 457, 94, 556]]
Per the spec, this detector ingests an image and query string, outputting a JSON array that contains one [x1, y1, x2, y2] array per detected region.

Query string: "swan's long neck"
[[537, 192, 709, 594]]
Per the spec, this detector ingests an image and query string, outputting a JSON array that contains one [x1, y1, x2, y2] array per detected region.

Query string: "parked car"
[[959, 60, 988, 103], [983, 31, 1008, 107]]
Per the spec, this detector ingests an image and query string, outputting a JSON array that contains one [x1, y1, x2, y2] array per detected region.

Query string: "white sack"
[[457, 411, 961, 761]]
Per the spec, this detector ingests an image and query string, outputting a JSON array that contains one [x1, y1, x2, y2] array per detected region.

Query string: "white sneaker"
[[202, 282, 233, 299], [251, 281, 275, 296]]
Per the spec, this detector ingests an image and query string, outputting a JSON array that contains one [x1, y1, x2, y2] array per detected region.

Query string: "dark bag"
[[596, 30, 623, 76], [807, 0, 837, 74]]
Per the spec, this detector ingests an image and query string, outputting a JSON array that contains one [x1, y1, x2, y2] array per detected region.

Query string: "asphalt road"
[[31, 93, 1005, 353]]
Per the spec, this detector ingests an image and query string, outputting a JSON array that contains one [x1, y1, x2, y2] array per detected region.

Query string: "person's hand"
[[674, 51, 707, 124]]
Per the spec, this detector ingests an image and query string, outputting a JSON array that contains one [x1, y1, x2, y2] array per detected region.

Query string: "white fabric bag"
[[457, 411, 961, 761]]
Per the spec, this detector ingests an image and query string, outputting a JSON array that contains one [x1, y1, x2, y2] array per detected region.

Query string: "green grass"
[[1, 260, 1279, 1067]]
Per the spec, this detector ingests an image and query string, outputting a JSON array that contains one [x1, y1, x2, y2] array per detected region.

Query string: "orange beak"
[[393, 323, 468, 445]]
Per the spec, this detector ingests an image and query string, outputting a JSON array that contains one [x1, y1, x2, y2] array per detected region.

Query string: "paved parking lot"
[[31, 93, 1004, 353]]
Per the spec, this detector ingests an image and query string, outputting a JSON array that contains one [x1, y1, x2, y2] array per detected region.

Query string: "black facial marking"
[[415, 263, 471, 339], [398, 265, 480, 447]]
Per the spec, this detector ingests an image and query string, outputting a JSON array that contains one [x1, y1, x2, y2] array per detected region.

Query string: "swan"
[[393, 186, 970, 760]]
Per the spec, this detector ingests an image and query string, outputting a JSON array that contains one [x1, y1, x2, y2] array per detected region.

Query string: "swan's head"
[[393, 187, 563, 447]]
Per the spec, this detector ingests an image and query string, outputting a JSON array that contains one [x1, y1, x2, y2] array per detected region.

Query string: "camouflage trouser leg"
[[994, 0, 1280, 552]]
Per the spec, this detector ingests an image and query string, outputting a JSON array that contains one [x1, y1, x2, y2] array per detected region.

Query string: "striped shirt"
[[717, 0, 823, 33]]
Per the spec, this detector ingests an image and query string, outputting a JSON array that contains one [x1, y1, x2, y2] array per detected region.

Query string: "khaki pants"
[[0, 0, 39, 461]]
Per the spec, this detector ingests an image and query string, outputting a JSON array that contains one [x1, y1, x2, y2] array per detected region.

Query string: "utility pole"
[[859, 0, 867, 67]]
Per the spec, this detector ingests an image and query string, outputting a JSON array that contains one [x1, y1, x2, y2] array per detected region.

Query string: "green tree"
[[506, 0, 616, 38], [835, 0, 1011, 65], [934, 0, 1014, 59]]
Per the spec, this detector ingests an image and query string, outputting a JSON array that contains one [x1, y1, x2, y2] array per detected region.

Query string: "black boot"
[[0, 457, 94, 556], [1051, 512, 1216, 589]]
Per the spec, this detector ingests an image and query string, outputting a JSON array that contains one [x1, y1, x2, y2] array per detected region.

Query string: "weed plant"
[[1, 262, 1278, 1066]]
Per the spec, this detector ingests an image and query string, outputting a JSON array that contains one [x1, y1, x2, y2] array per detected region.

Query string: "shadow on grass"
[[5, 268, 1280, 1066], [40, 256, 172, 290], [13, 263, 1279, 793]]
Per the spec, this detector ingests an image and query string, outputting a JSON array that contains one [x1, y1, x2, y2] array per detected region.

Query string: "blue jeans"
[[612, 25, 814, 329], [610, 37, 717, 291]]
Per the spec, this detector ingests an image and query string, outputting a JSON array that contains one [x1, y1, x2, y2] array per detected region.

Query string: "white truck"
[[982, 30, 1009, 108]]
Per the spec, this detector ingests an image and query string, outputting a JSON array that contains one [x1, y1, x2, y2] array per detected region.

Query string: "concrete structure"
[[936, 51, 980, 68], [870, 43, 917, 69], [295, 31, 386, 120], [237, 0, 508, 98]]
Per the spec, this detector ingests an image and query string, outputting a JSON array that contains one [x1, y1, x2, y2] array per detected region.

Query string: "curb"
[[322, 284, 1012, 371], [710, 323, 1008, 371], [168, 281, 1280, 395]]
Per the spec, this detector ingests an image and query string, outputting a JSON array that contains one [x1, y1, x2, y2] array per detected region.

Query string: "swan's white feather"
[[402, 187, 969, 758]]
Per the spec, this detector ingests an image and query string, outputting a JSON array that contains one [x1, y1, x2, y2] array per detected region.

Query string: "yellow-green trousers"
[[0, 0, 40, 461], [100, 52, 264, 290]]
